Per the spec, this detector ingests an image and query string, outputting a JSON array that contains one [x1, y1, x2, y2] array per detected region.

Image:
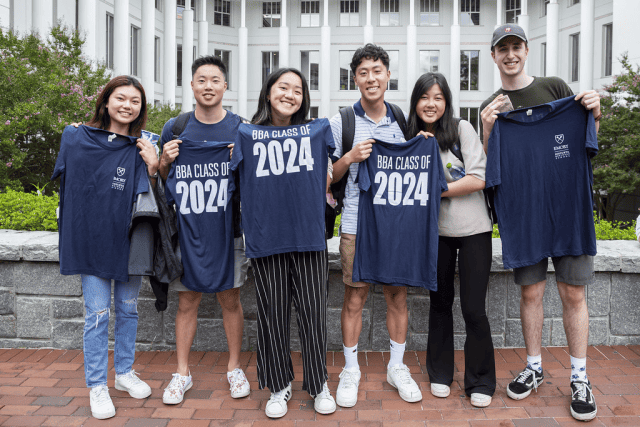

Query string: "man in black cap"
[[480, 24, 601, 422]]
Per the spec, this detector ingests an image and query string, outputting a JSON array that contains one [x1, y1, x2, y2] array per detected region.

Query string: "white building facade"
[[1, 0, 637, 132]]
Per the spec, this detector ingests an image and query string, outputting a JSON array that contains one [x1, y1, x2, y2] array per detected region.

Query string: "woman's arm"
[[441, 120, 487, 198]]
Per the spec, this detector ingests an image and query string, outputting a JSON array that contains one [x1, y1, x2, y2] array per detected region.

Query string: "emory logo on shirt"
[[112, 166, 127, 191], [553, 134, 570, 160]]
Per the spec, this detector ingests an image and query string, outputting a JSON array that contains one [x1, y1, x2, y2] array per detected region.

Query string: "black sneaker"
[[570, 380, 597, 421], [506, 367, 544, 400]]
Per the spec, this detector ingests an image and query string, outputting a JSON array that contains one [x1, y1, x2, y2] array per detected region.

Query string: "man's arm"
[[331, 139, 374, 183], [575, 90, 602, 133]]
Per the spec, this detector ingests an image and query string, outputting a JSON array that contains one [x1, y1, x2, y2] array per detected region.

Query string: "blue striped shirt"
[[330, 100, 408, 235]]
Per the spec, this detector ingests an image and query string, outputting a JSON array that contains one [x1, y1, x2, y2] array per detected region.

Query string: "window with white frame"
[[505, 0, 521, 24], [214, 49, 231, 89], [340, 1, 359, 26], [543, 0, 549, 16], [301, 1, 320, 27], [177, 44, 182, 86], [419, 50, 439, 74], [460, 50, 479, 90], [419, 0, 439, 26], [309, 106, 319, 119], [570, 33, 580, 82], [130, 26, 139, 76], [155, 0, 162, 11], [339, 51, 356, 90], [154, 36, 161, 83], [460, 0, 480, 26], [379, 0, 400, 27], [177, 0, 197, 21], [460, 107, 480, 133], [262, 51, 279, 84], [301, 51, 319, 90], [214, 0, 231, 27], [603, 24, 612, 77], [263, 2, 281, 27], [387, 50, 399, 90], [106, 13, 114, 69], [570, 0, 580, 5], [541, 42, 546, 77]]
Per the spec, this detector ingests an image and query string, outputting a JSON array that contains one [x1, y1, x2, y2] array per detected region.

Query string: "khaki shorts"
[[170, 236, 250, 293], [339, 233, 370, 288]]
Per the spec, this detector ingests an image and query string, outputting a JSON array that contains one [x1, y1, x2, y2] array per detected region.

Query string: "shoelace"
[[339, 369, 359, 389], [315, 383, 331, 399], [92, 385, 110, 404], [515, 368, 539, 392], [391, 365, 413, 385], [124, 370, 144, 385], [572, 382, 588, 401], [166, 373, 186, 393], [270, 386, 290, 403]]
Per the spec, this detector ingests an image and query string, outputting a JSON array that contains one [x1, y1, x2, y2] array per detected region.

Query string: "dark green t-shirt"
[[480, 76, 573, 141]]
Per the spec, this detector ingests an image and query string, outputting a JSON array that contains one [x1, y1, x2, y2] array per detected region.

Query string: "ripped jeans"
[[81, 274, 141, 388]]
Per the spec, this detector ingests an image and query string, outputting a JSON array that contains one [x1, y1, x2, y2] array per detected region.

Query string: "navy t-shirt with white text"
[[353, 136, 448, 290], [52, 125, 148, 282], [486, 96, 598, 269]]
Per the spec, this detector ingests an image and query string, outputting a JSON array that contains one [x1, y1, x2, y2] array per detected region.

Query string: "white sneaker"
[[265, 383, 292, 419], [430, 383, 450, 398], [162, 372, 192, 404], [312, 382, 336, 414], [387, 364, 423, 403], [470, 392, 492, 407], [336, 367, 361, 407], [227, 368, 250, 398], [90, 385, 116, 419], [115, 370, 152, 399]]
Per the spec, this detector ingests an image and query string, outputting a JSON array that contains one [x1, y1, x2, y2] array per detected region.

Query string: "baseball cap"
[[491, 24, 528, 47]]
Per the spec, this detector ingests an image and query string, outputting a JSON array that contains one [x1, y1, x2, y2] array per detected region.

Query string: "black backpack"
[[326, 104, 411, 238]]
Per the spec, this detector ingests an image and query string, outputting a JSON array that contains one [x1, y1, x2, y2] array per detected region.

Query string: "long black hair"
[[251, 68, 310, 126], [407, 72, 458, 152]]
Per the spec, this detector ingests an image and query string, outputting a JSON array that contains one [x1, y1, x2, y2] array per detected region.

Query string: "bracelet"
[[148, 170, 159, 179], [594, 112, 602, 122]]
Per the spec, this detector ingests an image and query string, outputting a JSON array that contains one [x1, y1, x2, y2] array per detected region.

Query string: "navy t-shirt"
[[230, 119, 335, 258], [486, 96, 598, 269], [52, 125, 148, 282], [352, 136, 448, 290], [165, 140, 235, 293]]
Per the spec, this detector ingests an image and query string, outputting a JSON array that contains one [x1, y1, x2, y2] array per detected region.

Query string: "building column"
[[113, 0, 130, 77], [32, 0, 52, 36], [197, 0, 208, 57], [364, 0, 373, 44], [238, 0, 248, 117], [450, 0, 460, 117], [182, 3, 194, 112], [78, 0, 96, 59], [320, 0, 331, 117], [406, 0, 417, 105], [518, 0, 529, 75], [579, 0, 595, 91], [493, 0, 503, 91], [141, 0, 155, 97], [546, 0, 559, 78], [164, 0, 177, 106], [278, 0, 289, 67]]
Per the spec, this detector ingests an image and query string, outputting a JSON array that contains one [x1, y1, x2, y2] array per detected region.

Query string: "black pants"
[[426, 231, 496, 396], [252, 250, 328, 396]]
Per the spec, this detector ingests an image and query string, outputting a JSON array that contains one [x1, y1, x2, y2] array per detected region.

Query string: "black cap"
[[491, 24, 528, 47]]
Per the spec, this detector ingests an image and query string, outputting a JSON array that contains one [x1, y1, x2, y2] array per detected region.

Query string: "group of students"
[[53, 24, 602, 423]]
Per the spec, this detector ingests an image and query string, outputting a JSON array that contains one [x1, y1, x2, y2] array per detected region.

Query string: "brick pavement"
[[1, 346, 640, 426]]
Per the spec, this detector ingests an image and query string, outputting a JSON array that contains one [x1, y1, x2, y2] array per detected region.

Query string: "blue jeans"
[[81, 274, 141, 388]]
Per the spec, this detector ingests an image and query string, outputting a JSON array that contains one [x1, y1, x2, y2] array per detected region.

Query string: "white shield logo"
[[117, 167, 125, 176], [555, 134, 564, 144]]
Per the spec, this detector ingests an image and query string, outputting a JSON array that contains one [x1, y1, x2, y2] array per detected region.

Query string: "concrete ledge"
[[1, 230, 639, 351]]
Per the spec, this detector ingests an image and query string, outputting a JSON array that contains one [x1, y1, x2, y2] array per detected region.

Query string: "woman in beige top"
[[407, 72, 496, 408]]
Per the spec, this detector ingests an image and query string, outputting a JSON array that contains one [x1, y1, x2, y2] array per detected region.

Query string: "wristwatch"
[[148, 169, 159, 179]]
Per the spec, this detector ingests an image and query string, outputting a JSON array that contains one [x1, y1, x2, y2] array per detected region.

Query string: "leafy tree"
[[0, 25, 110, 193], [145, 103, 181, 136], [593, 54, 640, 219]]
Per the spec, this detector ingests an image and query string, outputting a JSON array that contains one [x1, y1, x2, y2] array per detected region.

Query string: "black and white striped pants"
[[252, 250, 328, 396]]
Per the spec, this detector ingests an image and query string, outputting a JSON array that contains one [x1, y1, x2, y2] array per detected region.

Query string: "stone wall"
[[1, 229, 639, 351]]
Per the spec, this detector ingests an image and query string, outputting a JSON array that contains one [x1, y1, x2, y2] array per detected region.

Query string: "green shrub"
[[0, 189, 59, 231], [491, 215, 637, 240], [145, 103, 182, 137]]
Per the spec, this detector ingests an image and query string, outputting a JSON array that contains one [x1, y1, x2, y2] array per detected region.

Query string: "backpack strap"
[[388, 103, 412, 141], [449, 118, 464, 164], [171, 111, 192, 139], [340, 106, 355, 156]]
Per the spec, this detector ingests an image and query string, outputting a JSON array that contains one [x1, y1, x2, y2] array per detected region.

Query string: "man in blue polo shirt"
[[480, 24, 601, 422], [330, 44, 422, 407]]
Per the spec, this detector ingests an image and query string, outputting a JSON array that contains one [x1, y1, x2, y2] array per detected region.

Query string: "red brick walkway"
[[1, 346, 640, 426]]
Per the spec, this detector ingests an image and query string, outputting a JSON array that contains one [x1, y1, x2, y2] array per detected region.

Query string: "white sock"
[[388, 339, 406, 369], [343, 344, 359, 370], [527, 354, 542, 373], [570, 355, 588, 382]]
